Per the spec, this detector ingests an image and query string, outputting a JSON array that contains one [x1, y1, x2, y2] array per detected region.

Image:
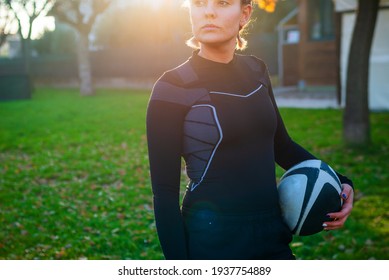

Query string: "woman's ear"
[[241, 4, 253, 26]]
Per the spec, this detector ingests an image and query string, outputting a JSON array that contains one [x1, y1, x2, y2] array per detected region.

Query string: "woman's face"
[[189, 0, 251, 49]]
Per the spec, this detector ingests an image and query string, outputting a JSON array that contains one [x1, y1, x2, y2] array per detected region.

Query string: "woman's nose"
[[204, 3, 216, 18]]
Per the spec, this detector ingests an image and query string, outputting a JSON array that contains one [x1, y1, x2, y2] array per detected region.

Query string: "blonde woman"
[[146, 0, 354, 260]]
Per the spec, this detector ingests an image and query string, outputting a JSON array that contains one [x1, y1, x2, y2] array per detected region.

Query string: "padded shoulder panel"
[[151, 81, 209, 107], [239, 55, 270, 87], [174, 60, 199, 85], [241, 55, 262, 72]]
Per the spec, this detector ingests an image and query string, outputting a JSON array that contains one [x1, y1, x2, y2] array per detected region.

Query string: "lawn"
[[0, 88, 388, 260]]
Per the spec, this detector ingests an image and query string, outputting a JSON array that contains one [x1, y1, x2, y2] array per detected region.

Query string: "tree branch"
[[51, 0, 111, 35], [0, 1, 15, 46]]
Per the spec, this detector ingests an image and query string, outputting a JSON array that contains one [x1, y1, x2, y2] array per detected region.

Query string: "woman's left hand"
[[323, 184, 354, 231]]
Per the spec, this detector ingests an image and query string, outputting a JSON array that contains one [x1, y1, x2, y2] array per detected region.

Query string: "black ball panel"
[[299, 183, 342, 236], [278, 160, 343, 236]]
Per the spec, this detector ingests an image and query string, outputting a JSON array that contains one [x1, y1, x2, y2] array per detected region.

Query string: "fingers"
[[341, 184, 354, 203], [323, 184, 354, 231], [323, 217, 345, 231]]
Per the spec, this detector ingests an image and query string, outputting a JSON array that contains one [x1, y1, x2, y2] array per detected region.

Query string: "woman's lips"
[[202, 24, 220, 30]]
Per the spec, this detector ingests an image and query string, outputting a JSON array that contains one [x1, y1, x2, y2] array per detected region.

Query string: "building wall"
[[282, 43, 299, 86], [297, 0, 338, 86]]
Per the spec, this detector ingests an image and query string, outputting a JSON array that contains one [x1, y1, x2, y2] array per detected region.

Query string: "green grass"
[[0, 88, 388, 260]]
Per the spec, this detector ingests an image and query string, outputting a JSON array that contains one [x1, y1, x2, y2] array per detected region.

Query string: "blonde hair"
[[185, 0, 253, 51]]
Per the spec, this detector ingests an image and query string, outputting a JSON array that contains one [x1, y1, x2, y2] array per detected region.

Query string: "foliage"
[[0, 0, 15, 47], [250, 0, 296, 34], [5, 0, 54, 40], [0, 88, 388, 260], [31, 23, 77, 55], [257, 0, 278, 13]]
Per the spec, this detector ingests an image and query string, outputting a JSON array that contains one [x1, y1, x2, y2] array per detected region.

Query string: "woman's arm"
[[262, 64, 354, 188], [259, 62, 354, 229], [146, 98, 188, 259]]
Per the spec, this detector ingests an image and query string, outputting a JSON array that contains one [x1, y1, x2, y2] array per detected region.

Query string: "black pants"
[[182, 207, 295, 260]]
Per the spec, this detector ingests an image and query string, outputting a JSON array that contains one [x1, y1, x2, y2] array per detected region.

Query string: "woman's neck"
[[198, 43, 236, 64]]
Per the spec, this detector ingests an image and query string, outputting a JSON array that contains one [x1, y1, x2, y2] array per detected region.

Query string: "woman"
[[146, 0, 354, 260]]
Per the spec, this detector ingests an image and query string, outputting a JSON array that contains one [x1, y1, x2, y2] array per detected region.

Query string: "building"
[[278, 0, 338, 87], [335, 0, 389, 111], [0, 34, 22, 58], [278, 0, 389, 110]]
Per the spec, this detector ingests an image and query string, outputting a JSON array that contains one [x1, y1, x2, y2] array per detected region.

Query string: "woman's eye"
[[193, 0, 206, 7], [219, 0, 230, 6]]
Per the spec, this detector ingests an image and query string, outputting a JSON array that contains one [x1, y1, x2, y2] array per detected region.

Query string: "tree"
[[0, 1, 15, 48], [32, 23, 77, 55], [5, 0, 54, 72], [50, 0, 111, 96], [257, 0, 379, 147], [343, 0, 380, 146]]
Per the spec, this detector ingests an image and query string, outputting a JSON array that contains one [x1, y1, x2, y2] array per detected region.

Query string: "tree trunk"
[[0, 34, 7, 48], [22, 37, 31, 74], [343, 0, 379, 146], [76, 32, 94, 96], [23, 37, 33, 96], [19, 29, 33, 97]]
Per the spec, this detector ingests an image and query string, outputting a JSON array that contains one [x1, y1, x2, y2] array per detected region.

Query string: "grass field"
[[0, 88, 388, 260]]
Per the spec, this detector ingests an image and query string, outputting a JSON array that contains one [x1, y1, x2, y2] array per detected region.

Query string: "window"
[[308, 0, 335, 41]]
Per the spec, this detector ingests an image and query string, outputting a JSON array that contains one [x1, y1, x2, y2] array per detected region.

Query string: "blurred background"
[[1, 0, 388, 110], [0, 0, 297, 94], [0, 0, 388, 260]]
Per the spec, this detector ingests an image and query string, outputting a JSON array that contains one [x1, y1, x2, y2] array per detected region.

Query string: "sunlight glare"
[[31, 16, 55, 39], [131, 0, 166, 10]]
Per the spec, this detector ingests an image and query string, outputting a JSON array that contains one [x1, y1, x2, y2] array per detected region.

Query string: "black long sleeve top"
[[146, 51, 353, 260]]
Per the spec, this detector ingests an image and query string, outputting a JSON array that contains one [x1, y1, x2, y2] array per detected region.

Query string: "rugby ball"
[[277, 159, 343, 236]]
